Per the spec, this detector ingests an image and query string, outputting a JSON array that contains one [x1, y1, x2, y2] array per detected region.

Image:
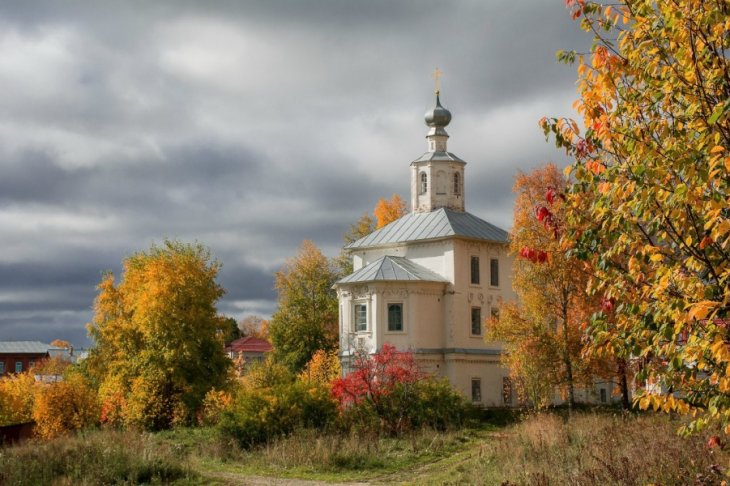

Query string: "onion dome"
[[424, 92, 452, 127]]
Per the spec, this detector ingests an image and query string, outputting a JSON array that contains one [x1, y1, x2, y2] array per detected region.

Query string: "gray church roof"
[[337, 256, 448, 284], [411, 151, 466, 163], [346, 207, 508, 250]]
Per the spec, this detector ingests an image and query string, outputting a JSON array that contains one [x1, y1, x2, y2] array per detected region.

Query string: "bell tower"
[[411, 71, 466, 214]]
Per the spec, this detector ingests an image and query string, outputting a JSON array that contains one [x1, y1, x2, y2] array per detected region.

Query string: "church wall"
[[444, 357, 513, 407], [352, 241, 455, 282], [450, 239, 517, 351]]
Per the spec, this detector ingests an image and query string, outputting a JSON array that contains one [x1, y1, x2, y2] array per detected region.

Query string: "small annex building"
[[0, 341, 61, 376], [225, 336, 273, 363], [335, 87, 518, 406]]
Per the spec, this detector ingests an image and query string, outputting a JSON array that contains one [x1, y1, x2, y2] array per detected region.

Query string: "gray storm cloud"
[[0, 0, 589, 347]]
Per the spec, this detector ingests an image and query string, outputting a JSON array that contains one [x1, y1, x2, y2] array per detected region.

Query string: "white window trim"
[[353, 301, 370, 334], [385, 300, 407, 334]]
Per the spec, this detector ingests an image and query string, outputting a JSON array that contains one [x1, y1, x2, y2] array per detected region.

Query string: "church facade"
[[335, 89, 518, 406]]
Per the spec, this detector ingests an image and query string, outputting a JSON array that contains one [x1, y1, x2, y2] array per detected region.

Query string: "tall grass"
[[0, 429, 196, 485], [463, 412, 729, 486]]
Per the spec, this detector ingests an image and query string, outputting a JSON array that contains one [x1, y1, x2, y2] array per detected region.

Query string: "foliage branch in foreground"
[[542, 0, 730, 432]]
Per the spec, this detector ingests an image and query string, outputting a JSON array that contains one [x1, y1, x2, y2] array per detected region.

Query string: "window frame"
[[15, 361, 22, 373], [490, 258, 499, 287], [420, 172, 428, 194], [471, 378, 482, 403], [0, 362, 4, 374], [453, 172, 460, 195], [470, 256, 480, 285], [386, 302, 404, 333], [471, 307, 483, 336], [600, 388, 607, 403], [503, 377, 512, 405], [354, 302, 368, 333]]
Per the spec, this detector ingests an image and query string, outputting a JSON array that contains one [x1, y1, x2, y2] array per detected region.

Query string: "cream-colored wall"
[[337, 280, 447, 355], [444, 357, 513, 407]]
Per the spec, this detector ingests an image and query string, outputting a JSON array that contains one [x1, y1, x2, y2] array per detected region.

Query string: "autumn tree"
[[222, 316, 242, 343], [299, 349, 341, 385], [487, 164, 600, 408], [50, 339, 70, 349], [86, 238, 231, 430], [0, 372, 37, 426], [33, 372, 100, 439], [374, 194, 409, 229], [338, 212, 375, 275], [239, 315, 270, 340], [542, 1, 730, 430], [269, 240, 339, 373]]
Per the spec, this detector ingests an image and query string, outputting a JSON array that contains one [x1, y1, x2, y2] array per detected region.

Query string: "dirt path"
[[201, 472, 371, 485]]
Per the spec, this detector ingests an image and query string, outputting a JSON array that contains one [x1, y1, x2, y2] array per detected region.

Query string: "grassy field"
[[1, 411, 728, 485]]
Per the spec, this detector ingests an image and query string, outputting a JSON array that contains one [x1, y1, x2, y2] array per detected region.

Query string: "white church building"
[[335, 88, 518, 406]]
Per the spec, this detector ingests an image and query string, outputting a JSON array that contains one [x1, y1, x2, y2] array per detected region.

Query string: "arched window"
[[454, 172, 460, 195], [420, 172, 428, 194]]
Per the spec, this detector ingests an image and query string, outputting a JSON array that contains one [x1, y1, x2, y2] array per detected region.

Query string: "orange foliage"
[[374, 194, 409, 229], [299, 349, 341, 385], [0, 372, 37, 426], [33, 372, 101, 439]]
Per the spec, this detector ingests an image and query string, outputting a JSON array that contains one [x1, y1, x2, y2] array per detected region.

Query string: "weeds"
[[0, 429, 196, 485]]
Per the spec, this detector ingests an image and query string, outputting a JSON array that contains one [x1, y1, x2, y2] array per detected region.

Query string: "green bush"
[[219, 380, 337, 449], [340, 378, 471, 435]]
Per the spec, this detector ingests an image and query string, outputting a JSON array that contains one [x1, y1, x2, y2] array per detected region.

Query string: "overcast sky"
[[0, 1, 590, 348]]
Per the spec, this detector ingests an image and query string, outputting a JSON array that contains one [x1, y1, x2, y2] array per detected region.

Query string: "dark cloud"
[[0, 0, 589, 347]]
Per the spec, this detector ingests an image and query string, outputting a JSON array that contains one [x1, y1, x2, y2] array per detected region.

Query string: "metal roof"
[[345, 208, 508, 249], [337, 256, 449, 284], [411, 151, 466, 163], [225, 336, 273, 353], [0, 341, 58, 354]]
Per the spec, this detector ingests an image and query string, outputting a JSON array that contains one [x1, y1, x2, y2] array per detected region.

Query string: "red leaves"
[[707, 436, 724, 450], [520, 247, 549, 264], [601, 295, 616, 313], [700, 235, 714, 250], [331, 343, 423, 407]]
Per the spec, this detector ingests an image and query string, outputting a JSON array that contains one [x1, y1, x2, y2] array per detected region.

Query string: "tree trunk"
[[618, 357, 631, 412], [562, 301, 575, 412]]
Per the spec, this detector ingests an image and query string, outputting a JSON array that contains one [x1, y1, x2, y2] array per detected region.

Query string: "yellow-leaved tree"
[[33, 371, 100, 439], [374, 194, 409, 229], [269, 240, 340, 374], [542, 0, 730, 431], [86, 238, 231, 430], [487, 164, 602, 409]]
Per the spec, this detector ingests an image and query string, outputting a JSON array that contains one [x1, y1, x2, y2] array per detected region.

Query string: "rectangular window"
[[471, 379, 482, 403], [388, 303, 403, 332], [0, 362, 4, 374], [503, 377, 512, 405], [28, 361, 35, 369], [490, 258, 499, 287], [471, 307, 482, 336], [491, 307, 500, 321], [600, 388, 607, 403], [470, 256, 480, 285], [355, 304, 367, 332], [15, 362, 22, 373]]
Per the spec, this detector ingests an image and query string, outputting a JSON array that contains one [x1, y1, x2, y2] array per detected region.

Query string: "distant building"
[[225, 336, 273, 363], [0, 341, 61, 376]]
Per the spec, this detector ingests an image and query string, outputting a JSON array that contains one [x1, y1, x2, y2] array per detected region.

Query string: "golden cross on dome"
[[431, 67, 444, 93]]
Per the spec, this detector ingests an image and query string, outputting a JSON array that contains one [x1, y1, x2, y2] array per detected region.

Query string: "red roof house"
[[225, 337, 273, 362]]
